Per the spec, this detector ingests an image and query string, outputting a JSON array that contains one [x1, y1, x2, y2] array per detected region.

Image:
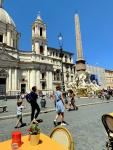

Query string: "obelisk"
[[75, 13, 86, 72], [0, 0, 3, 8]]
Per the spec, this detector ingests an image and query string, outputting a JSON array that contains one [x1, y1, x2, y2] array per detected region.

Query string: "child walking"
[[68, 89, 78, 111], [15, 99, 26, 128]]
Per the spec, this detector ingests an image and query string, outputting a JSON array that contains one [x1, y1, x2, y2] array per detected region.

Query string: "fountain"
[[67, 71, 100, 97], [68, 14, 100, 97]]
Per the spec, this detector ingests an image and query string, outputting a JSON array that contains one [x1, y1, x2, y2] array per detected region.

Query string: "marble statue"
[[67, 72, 100, 97]]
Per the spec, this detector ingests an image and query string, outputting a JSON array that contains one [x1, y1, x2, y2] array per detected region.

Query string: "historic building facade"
[[0, 1, 113, 96], [0, 2, 74, 95], [105, 70, 113, 88]]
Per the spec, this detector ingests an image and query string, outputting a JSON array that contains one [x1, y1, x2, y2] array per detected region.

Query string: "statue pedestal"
[[76, 60, 86, 72]]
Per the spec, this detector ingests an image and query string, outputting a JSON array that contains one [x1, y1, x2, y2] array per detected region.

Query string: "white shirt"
[[17, 105, 24, 115]]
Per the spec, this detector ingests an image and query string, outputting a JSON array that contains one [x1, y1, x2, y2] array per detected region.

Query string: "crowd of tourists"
[[14, 85, 79, 128], [15, 85, 113, 128], [98, 87, 113, 100]]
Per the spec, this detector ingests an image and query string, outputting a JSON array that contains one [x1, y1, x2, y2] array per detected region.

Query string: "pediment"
[[0, 69, 8, 77], [0, 51, 17, 62]]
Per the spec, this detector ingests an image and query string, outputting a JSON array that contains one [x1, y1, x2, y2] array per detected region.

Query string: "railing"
[[6, 90, 20, 96], [40, 79, 46, 82], [52, 80, 61, 84]]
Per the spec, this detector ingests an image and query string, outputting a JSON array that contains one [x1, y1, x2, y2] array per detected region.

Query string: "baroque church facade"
[[0, 2, 75, 95]]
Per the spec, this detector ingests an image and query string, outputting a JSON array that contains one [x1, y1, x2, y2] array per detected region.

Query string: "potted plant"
[[28, 123, 40, 145]]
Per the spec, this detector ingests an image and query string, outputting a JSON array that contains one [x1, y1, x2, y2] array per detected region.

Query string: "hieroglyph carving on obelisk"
[[75, 14, 84, 61]]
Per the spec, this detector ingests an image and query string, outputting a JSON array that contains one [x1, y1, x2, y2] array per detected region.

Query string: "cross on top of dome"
[[37, 11, 42, 20]]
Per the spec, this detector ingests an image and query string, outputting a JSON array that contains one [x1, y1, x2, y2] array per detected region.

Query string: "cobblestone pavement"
[[0, 97, 55, 118], [0, 97, 113, 118], [0, 100, 113, 149]]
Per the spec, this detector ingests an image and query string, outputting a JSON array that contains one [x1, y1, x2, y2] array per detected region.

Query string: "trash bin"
[[40, 95, 46, 108]]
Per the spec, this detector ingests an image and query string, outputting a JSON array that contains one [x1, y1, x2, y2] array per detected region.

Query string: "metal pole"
[[60, 48, 65, 92], [58, 33, 65, 92]]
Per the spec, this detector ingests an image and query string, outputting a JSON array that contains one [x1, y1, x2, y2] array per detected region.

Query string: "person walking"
[[15, 99, 26, 128], [68, 89, 78, 111], [20, 91, 27, 108], [53, 85, 66, 126], [26, 86, 40, 123]]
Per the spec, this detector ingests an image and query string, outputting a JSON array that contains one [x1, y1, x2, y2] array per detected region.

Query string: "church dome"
[[0, 7, 16, 27]]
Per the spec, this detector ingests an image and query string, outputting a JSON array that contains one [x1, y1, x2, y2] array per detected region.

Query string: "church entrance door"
[[21, 84, 26, 93], [0, 69, 8, 95], [0, 78, 6, 95]]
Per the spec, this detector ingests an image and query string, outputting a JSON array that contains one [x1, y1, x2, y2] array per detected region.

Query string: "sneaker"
[[75, 107, 78, 110], [67, 108, 71, 111], [53, 120, 57, 126], [14, 126, 18, 129], [33, 118, 38, 124], [61, 122, 66, 126], [36, 119, 43, 123], [20, 123, 26, 127]]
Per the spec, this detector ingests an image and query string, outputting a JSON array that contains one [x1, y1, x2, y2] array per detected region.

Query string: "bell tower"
[[32, 13, 47, 55]]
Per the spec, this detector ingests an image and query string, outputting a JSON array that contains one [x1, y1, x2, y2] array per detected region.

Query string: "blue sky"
[[4, 0, 113, 69]]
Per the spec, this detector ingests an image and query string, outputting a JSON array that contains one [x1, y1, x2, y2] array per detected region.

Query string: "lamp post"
[[58, 33, 65, 92]]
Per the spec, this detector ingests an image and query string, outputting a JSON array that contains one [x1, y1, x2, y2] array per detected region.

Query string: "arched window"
[[0, 35, 3, 42], [40, 27, 43, 36], [42, 82, 46, 90], [65, 55, 67, 62], [40, 46, 44, 55]]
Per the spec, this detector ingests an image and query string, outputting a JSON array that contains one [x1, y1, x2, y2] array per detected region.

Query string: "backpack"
[[26, 93, 33, 103]]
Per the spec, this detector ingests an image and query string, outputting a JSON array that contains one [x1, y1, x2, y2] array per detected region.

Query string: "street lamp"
[[58, 33, 65, 92]]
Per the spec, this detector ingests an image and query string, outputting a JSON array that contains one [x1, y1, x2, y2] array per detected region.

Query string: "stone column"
[[3, 33, 6, 43], [44, 45, 48, 56], [49, 71, 53, 91], [8, 68, 12, 91], [15, 68, 18, 90], [11, 33, 13, 47], [7, 31, 11, 46], [30, 69, 36, 88], [16, 33, 19, 49], [6, 76, 8, 92], [36, 70, 40, 90], [35, 43, 39, 54], [46, 71, 49, 90], [27, 69, 30, 91]]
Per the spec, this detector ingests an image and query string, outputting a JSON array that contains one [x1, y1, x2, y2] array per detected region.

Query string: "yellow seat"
[[102, 113, 113, 138], [50, 126, 74, 150], [102, 113, 113, 149]]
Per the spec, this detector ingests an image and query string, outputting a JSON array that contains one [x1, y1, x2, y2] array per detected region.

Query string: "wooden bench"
[[0, 105, 7, 112]]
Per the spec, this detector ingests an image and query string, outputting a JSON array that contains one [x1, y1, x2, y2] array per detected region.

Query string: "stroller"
[[102, 113, 113, 150]]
